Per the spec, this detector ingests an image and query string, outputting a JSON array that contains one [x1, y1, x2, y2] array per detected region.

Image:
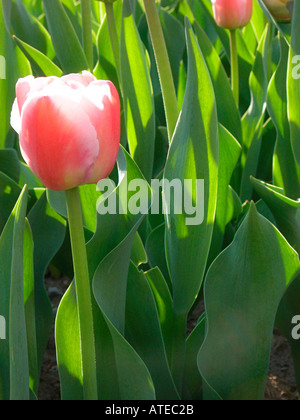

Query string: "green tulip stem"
[[65, 187, 98, 400], [105, 2, 120, 80], [81, 0, 94, 70], [230, 29, 239, 109], [143, 0, 179, 142]]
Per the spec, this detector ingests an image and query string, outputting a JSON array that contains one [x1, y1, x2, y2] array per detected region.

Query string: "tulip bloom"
[[262, 0, 293, 21], [212, 0, 253, 30], [11, 72, 120, 191]]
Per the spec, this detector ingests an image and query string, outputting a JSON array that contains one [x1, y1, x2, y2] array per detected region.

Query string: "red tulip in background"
[[262, 0, 293, 21], [212, 0, 253, 29], [11, 71, 120, 191]]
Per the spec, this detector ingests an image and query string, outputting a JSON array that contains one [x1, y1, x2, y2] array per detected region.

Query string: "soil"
[[38, 276, 299, 401]]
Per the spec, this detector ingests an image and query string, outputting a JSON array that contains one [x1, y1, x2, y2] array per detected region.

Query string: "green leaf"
[[0, 186, 29, 400], [0, 172, 21, 234], [163, 19, 218, 316], [185, 0, 230, 57], [183, 313, 206, 400], [9, 186, 29, 400], [208, 125, 241, 265], [10, 0, 55, 59], [13, 35, 63, 77], [251, 177, 300, 391], [145, 267, 174, 366], [120, 0, 155, 182], [145, 223, 172, 290], [23, 219, 39, 396], [159, 9, 185, 92], [269, 35, 300, 198], [0, 1, 31, 148], [240, 26, 271, 201], [287, 0, 300, 170], [130, 232, 147, 267], [250, 0, 268, 43], [42, 0, 88, 73], [27, 192, 66, 379], [125, 262, 179, 400], [256, 0, 291, 45], [198, 203, 300, 400], [194, 22, 241, 142], [95, 0, 122, 91], [56, 147, 155, 400], [0, 148, 42, 189]]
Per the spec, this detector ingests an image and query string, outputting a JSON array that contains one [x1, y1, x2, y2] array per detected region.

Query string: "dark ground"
[[38, 275, 299, 401]]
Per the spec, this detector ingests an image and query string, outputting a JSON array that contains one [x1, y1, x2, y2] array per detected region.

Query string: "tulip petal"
[[81, 80, 121, 183], [10, 98, 21, 134], [19, 92, 99, 191], [15, 75, 57, 115], [212, 0, 252, 29], [61, 71, 97, 88]]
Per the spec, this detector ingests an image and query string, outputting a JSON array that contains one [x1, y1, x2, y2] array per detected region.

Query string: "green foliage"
[[0, 0, 299, 401]]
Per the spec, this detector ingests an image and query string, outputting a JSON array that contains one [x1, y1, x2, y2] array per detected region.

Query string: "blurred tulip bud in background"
[[11, 72, 120, 191], [262, 0, 294, 22], [95, 0, 118, 3], [212, 0, 253, 30]]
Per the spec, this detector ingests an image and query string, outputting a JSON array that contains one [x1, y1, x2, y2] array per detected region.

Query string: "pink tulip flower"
[[11, 71, 120, 191], [212, 0, 253, 30], [262, 0, 293, 22]]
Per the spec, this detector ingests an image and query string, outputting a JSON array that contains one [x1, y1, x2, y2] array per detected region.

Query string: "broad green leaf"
[[125, 262, 179, 400], [27, 192, 66, 379], [159, 9, 185, 92], [130, 232, 147, 267], [183, 313, 206, 400], [42, 0, 88, 73], [0, 1, 31, 148], [92, 147, 151, 334], [93, 217, 147, 335], [145, 223, 172, 290], [251, 178, 300, 262], [23, 219, 38, 396], [0, 148, 42, 189], [163, 20, 218, 316], [13, 36, 63, 77], [185, 0, 222, 52], [241, 26, 270, 148], [287, 0, 300, 170], [9, 186, 29, 400], [0, 172, 21, 234], [251, 177, 300, 390], [120, 0, 155, 182], [242, 22, 259, 58], [198, 203, 300, 400], [240, 26, 271, 201], [11, 0, 55, 59], [56, 147, 155, 400], [194, 22, 241, 142], [257, 0, 291, 45], [145, 267, 174, 366], [95, 0, 122, 90], [225, 185, 243, 226], [185, 0, 254, 110], [0, 186, 29, 400], [251, 0, 268, 42], [208, 125, 241, 266], [269, 36, 300, 199], [185, 0, 230, 57]]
